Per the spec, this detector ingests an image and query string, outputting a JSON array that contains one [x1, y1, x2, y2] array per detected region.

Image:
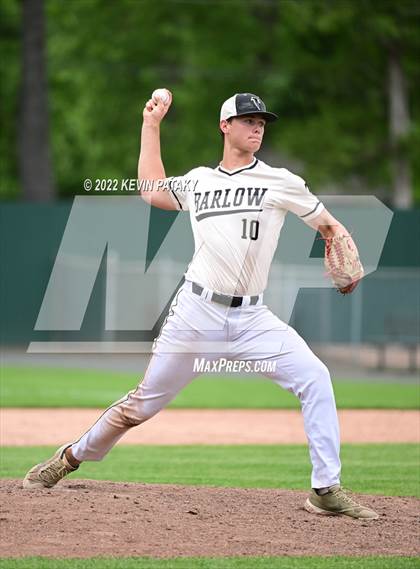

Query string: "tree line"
[[1, 0, 419, 206]]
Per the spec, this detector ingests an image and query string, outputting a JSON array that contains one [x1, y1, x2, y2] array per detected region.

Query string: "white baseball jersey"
[[168, 158, 324, 296]]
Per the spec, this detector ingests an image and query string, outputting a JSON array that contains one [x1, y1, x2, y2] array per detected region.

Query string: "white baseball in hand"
[[152, 88, 170, 105]]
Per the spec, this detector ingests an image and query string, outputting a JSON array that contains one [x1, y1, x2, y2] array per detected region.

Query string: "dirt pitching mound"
[[1, 479, 419, 558]]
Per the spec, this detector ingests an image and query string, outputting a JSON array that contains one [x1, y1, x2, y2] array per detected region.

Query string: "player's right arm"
[[138, 92, 177, 210]]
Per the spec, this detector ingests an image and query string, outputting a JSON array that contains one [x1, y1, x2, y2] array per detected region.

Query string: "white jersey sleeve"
[[168, 176, 188, 211], [167, 167, 206, 211], [271, 170, 324, 221]]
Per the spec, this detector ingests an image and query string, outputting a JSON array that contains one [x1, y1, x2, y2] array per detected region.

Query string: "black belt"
[[191, 282, 259, 308]]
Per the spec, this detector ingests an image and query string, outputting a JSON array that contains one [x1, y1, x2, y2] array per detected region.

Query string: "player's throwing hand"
[[143, 88, 172, 125]]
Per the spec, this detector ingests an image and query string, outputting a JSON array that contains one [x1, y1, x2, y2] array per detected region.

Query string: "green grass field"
[[1, 366, 419, 409], [2, 367, 419, 567], [1, 557, 418, 569], [1, 444, 419, 497]]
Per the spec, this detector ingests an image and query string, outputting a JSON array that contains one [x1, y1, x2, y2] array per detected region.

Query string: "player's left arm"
[[304, 207, 348, 238], [275, 171, 363, 294], [304, 208, 364, 294]]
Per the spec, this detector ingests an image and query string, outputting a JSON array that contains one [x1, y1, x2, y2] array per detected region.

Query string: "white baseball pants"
[[71, 281, 341, 488]]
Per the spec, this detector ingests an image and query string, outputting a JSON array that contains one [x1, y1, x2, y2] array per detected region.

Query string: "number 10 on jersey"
[[241, 218, 260, 241]]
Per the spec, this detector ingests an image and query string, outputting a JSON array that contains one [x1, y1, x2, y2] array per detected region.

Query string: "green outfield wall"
[[1, 203, 419, 347]]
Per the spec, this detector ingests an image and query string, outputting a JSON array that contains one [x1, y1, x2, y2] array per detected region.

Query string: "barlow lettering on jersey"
[[194, 187, 267, 220]]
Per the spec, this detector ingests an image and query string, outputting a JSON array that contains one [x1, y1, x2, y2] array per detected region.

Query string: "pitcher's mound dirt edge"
[[1, 479, 419, 558]]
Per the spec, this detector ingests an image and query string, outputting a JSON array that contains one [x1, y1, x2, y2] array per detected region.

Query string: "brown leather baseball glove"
[[324, 234, 364, 295]]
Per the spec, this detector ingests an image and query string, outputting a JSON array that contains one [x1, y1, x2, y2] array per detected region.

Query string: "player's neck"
[[220, 149, 255, 172]]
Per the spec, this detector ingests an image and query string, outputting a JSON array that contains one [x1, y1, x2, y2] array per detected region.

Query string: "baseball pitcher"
[[23, 91, 377, 520]]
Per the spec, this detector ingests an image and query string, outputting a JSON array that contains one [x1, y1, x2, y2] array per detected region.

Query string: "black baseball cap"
[[220, 93, 278, 123]]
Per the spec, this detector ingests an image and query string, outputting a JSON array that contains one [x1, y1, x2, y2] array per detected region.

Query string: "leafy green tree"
[[1, 0, 419, 205], [262, 0, 419, 205]]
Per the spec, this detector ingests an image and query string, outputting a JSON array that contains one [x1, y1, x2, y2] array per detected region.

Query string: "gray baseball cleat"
[[22, 444, 78, 489], [304, 484, 379, 519]]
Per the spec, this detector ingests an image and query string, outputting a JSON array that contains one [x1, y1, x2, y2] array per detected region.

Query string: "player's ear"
[[220, 119, 230, 135]]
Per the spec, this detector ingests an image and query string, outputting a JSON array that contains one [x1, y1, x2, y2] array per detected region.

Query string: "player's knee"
[[126, 405, 159, 426], [117, 384, 173, 426], [297, 359, 333, 401], [312, 362, 334, 400], [119, 397, 161, 426], [315, 360, 331, 383]]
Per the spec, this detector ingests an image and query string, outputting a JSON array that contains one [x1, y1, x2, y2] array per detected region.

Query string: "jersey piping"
[[217, 158, 259, 176], [300, 201, 321, 218]]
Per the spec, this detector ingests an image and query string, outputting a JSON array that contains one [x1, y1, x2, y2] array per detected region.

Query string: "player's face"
[[225, 115, 266, 153]]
